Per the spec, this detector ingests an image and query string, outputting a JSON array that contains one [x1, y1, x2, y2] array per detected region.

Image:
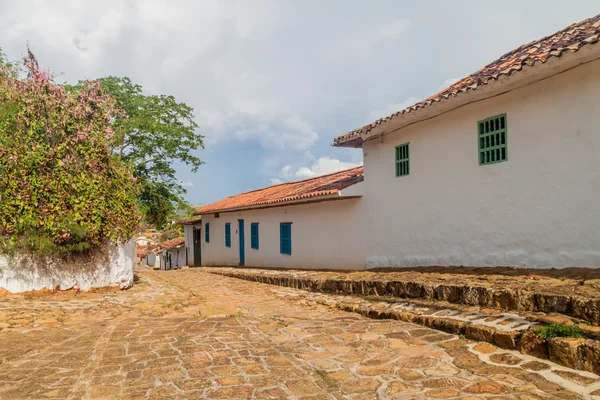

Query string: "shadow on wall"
[[0, 240, 135, 293]]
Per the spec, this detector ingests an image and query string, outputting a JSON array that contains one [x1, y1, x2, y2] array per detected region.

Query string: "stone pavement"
[[0, 268, 599, 400]]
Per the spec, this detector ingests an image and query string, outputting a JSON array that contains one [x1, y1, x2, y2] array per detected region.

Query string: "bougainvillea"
[[0, 50, 139, 254]]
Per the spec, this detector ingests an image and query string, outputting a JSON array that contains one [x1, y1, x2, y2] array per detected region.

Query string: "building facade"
[[196, 168, 365, 270], [333, 14, 600, 270], [181, 217, 202, 267], [191, 15, 600, 270]]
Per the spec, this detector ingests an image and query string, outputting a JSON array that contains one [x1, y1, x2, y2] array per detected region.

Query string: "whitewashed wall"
[[201, 198, 365, 270], [143, 252, 157, 267], [183, 223, 202, 266], [361, 59, 600, 269], [0, 240, 135, 293], [163, 247, 186, 269]]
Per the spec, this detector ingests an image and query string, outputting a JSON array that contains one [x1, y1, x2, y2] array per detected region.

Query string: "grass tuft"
[[535, 323, 584, 340]]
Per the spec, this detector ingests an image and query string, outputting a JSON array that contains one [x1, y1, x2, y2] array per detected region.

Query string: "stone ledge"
[[205, 267, 600, 374], [203, 267, 600, 325]]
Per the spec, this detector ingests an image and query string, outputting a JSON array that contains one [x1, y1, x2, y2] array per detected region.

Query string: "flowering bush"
[[0, 51, 139, 254]]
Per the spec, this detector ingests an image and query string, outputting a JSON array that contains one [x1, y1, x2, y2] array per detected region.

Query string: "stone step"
[[206, 268, 600, 376], [204, 267, 600, 325]]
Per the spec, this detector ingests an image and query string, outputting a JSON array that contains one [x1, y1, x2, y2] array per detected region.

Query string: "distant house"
[[193, 167, 364, 269], [179, 216, 202, 267], [157, 237, 186, 270], [189, 14, 600, 270], [135, 236, 151, 247], [139, 245, 159, 268]]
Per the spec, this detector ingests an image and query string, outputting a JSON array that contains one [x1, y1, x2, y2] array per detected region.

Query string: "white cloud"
[[200, 106, 319, 151], [364, 78, 462, 124], [365, 97, 420, 122], [276, 157, 362, 182], [378, 20, 411, 40], [179, 180, 194, 187], [347, 19, 410, 54], [3, 0, 596, 205]]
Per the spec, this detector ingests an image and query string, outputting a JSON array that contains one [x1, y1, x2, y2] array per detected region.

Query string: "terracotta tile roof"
[[136, 246, 147, 258], [334, 14, 600, 147], [196, 166, 364, 214], [159, 237, 185, 250], [137, 244, 160, 258]]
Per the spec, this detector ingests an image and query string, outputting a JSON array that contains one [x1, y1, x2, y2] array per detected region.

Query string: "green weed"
[[536, 323, 584, 340]]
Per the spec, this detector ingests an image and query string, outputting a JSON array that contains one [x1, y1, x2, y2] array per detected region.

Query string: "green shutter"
[[395, 142, 410, 177], [478, 114, 507, 165], [205, 223, 210, 243]]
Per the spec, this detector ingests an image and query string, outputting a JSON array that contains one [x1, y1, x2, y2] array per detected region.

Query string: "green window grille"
[[478, 114, 507, 165], [395, 143, 410, 177]]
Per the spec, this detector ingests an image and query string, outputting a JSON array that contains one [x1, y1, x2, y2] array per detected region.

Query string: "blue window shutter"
[[280, 223, 291, 255], [251, 223, 259, 249], [279, 223, 284, 254], [225, 223, 231, 247], [205, 223, 210, 243]]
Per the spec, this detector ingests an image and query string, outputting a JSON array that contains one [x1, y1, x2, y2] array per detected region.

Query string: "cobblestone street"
[[1, 268, 599, 399]]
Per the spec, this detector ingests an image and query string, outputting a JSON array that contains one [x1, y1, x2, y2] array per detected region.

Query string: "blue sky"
[[1, 1, 598, 204]]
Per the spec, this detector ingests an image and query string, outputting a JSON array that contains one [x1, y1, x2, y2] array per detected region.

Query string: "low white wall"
[[0, 240, 135, 293], [201, 198, 365, 270]]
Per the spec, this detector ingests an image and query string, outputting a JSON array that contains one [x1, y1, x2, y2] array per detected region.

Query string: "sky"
[[1, 1, 598, 204]]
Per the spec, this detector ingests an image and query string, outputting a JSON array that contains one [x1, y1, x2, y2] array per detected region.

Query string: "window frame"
[[279, 222, 292, 255], [478, 113, 508, 166], [205, 223, 210, 243], [225, 223, 231, 247], [395, 142, 410, 177], [250, 223, 259, 250]]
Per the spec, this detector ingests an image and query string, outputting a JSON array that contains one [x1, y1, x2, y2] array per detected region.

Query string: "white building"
[[180, 217, 202, 267], [191, 15, 600, 270], [196, 168, 364, 270], [158, 237, 186, 270], [135, 236, 154, 247], [140, 246, 160, 268]]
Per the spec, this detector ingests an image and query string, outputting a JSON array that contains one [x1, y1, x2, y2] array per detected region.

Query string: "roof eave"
[[178, 217, 203, 225], [195, 192, 362, 215], [334, 43, 600, 148], [332, 136, 364, 148]]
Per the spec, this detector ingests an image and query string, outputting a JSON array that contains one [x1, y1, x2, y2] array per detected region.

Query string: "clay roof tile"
[[334, 13, 600, 147], [196, 166, 364, 214], [158, 237, 185, 250]]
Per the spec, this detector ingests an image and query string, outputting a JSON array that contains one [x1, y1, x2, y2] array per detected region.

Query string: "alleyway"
[[0, 268, 597, 399]]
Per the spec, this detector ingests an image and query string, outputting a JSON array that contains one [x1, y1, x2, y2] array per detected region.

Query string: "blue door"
[[238, 220, 245, 265]]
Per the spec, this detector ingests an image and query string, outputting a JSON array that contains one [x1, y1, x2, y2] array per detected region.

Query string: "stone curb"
[[206, 268, 600, 375], [203, 269, 600, 325], [334, 301, 600, 375]]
